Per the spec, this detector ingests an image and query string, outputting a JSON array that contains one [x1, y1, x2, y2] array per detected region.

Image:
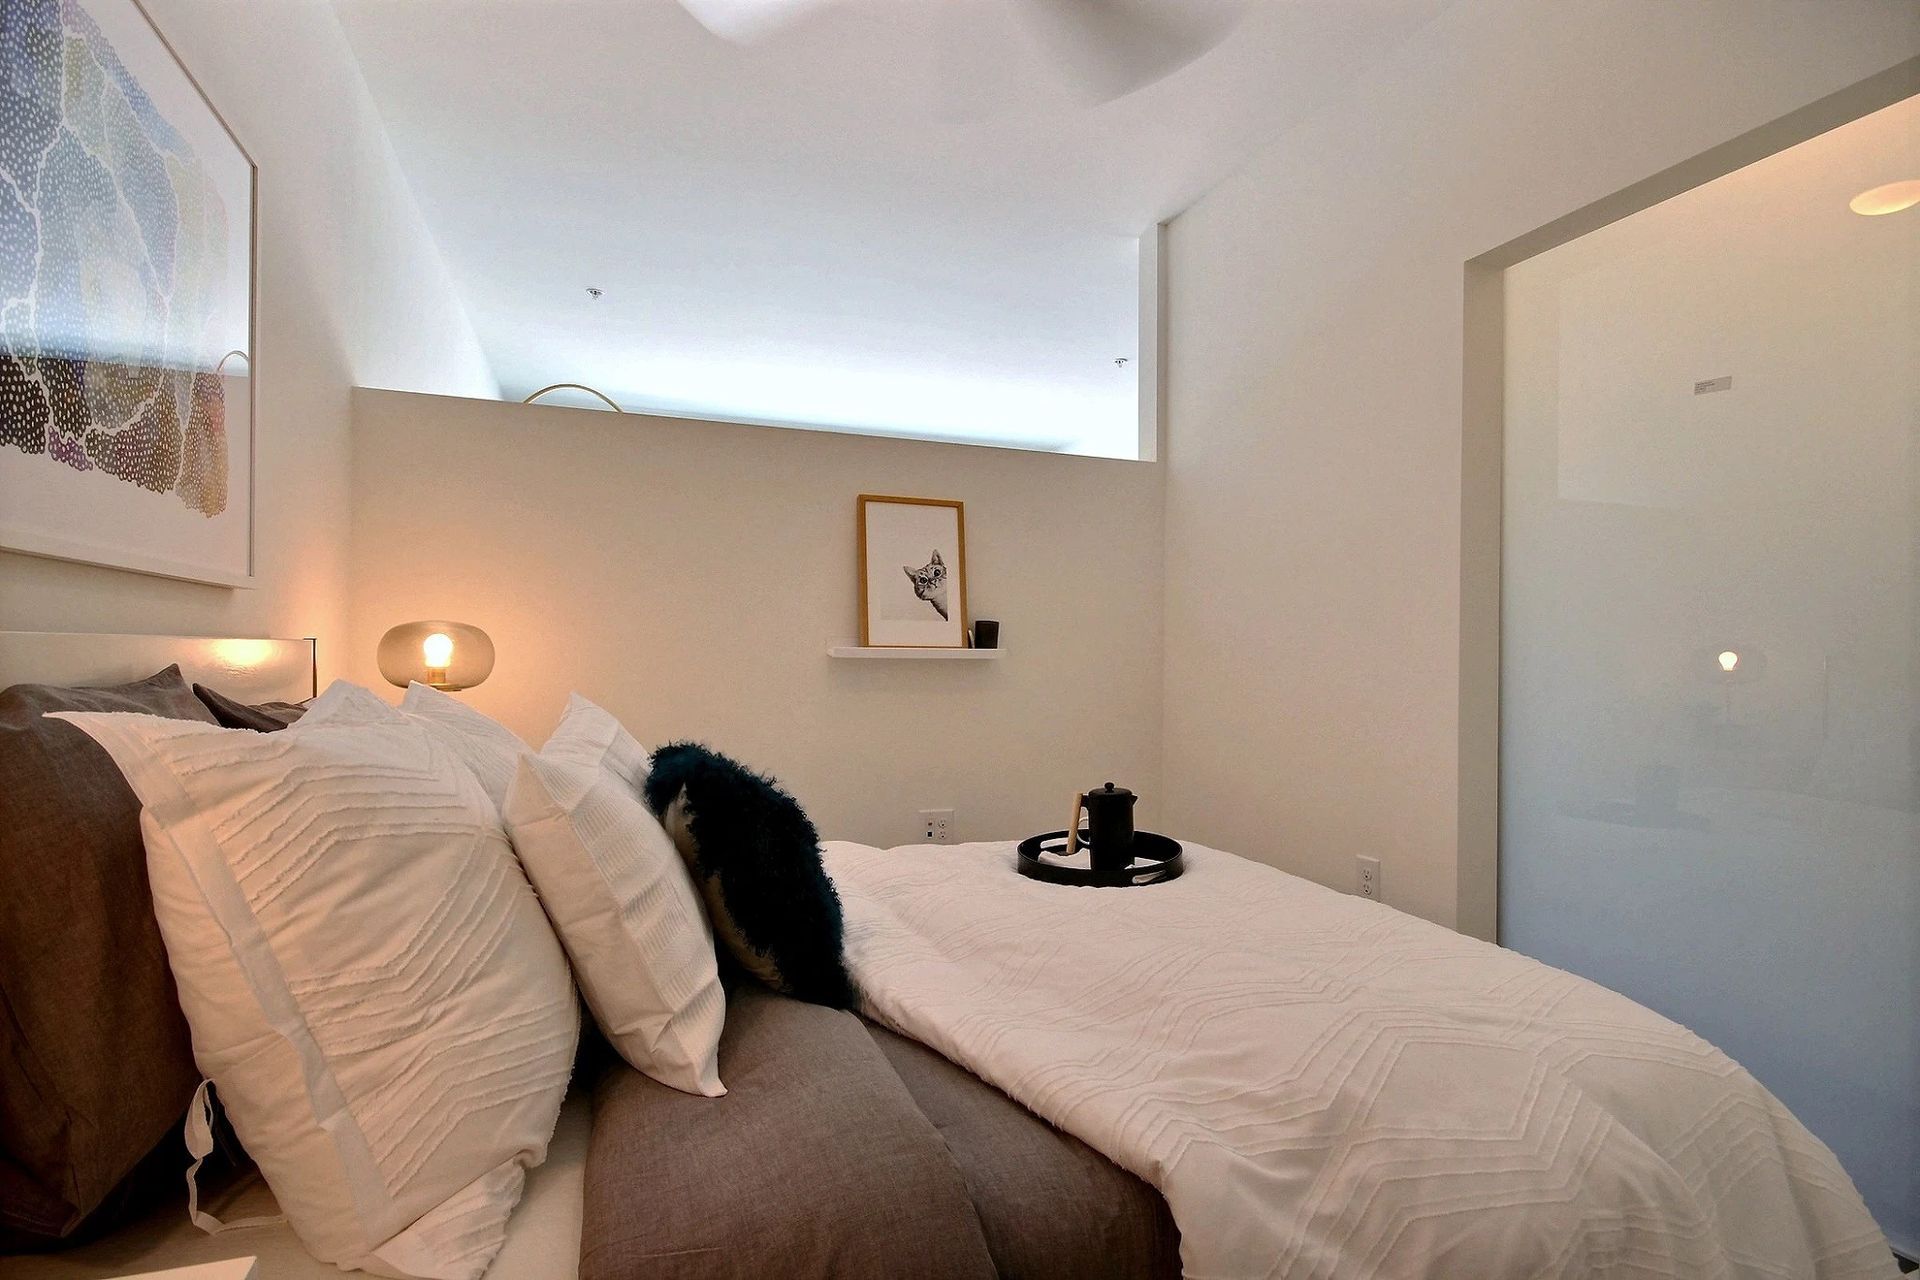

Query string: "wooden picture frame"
[[858, 495, 969, 648]]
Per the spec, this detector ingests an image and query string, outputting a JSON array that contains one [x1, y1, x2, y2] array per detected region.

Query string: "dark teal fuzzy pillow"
[[643, 744, 855, 1009]]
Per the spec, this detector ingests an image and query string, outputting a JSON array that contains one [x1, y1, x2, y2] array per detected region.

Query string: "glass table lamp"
[[377, 621, 494, 692]]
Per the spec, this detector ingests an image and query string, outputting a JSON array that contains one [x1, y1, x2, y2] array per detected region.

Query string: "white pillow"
[[504, 752, 725, 1097], [399, 681, 529, 810], [541, 692, 651, 793], [56, 683, 578, 1280]]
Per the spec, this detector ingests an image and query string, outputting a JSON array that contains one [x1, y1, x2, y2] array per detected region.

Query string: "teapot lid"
[[1087, 781, 1135, 801]]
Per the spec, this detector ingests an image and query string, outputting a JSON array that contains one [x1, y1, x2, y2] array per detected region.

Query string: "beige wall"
[[1160, 0, 1920, 932], [0, 0, 492, 673], [348, 390, 1164, 847]]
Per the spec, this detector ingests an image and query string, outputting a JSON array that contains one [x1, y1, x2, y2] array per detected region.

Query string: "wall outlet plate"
[[1356, 855, 1382, 901], [919, 808, 956, 844]]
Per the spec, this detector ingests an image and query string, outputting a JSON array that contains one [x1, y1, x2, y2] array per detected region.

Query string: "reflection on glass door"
[[1500, 96, 1918, 1259]]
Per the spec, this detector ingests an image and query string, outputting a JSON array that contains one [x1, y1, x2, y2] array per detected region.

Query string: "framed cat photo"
[[858, 495, 969, 648]]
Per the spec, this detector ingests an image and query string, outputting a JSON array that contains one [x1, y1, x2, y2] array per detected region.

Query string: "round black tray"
[[1016, 831, 1185, 888]]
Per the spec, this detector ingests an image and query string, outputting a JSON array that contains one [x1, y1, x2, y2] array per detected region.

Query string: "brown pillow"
[[191, 682, 308, 732], [0, 666, 214, 1244]]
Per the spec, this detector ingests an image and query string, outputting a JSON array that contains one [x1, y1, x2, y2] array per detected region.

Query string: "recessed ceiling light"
[[1849, 179, 1920, 216]]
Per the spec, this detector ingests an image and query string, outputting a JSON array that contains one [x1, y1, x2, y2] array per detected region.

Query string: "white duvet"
[[823, 841, 1895, 1280]]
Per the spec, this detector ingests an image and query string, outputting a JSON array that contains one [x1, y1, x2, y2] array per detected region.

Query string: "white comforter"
[[823, 841, 1895, 1280]]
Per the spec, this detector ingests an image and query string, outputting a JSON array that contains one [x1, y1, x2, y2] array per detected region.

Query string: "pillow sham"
[[0, 667, 209, 1245], [541, 692, 651, 793], [504, 752, 726, 1097], [643, 743, 855, 1010], [56, 682, 579, 1280], [399, 681, 529, 810], [192, 682, 308, 732]]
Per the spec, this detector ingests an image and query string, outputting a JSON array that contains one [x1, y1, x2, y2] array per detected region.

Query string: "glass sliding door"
[[1500, 96, 1918, 1258]]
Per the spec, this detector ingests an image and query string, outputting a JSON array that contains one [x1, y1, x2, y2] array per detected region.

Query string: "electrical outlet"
[[1356, 856, 1382, 902], [918, 809, 956, 844]]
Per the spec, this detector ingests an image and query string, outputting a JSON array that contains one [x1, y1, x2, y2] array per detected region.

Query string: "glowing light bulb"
[[1717, 650, 1740, 673], [422, 632, 454, 668], [422, 632, 456, 686]]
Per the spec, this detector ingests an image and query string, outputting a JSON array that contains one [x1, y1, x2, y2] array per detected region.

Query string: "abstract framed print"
[[0, 0, 256, 586]]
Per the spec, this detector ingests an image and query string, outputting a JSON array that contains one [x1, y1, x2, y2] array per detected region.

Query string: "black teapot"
[[1021, 784, 1182, 888], [1068, 782, 1137, 875]]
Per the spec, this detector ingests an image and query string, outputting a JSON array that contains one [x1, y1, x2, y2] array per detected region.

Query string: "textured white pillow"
[[399, 681, 529, 810], [504, 752, 725, 1097], [56, 683, 578, 1280], [541, 692, 651, 792]]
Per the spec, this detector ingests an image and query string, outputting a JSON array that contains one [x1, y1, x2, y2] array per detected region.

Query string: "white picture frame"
[[0, 0, 257, 587]]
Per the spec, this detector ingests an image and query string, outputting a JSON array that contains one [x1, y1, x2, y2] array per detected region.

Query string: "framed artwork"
[[859, 494, 969, 648], [0, 0, 256, 587]]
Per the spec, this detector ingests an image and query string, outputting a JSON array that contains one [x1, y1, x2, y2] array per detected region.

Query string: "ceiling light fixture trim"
[[1849, 179, 1920, 216]]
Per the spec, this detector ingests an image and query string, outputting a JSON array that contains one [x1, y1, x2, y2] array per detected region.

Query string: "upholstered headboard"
[[0, 632, 316, 702]]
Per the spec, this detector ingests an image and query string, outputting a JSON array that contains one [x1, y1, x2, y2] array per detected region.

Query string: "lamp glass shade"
[[377, 621, 495, 691]]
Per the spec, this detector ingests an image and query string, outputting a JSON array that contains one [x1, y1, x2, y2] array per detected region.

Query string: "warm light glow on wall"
[[1848, 179, 1920, 216], [210, 638, 278, 670]]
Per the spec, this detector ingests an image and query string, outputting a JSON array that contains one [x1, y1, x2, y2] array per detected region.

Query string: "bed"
[[0, 1095, 588, 1280], [0, 633, 1898, 1279], [3, 1007, 1180, 1280], [0, 633, 1175, 1280]]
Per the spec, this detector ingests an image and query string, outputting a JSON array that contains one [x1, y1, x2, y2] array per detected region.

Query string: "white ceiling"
[[333, 0, 1452, 456]]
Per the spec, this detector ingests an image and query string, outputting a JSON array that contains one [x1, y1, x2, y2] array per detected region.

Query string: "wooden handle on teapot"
[[1065, 793, 1087, 858]]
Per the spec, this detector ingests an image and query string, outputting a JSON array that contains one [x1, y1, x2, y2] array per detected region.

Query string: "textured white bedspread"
[[824, 841, 1895, 1280]]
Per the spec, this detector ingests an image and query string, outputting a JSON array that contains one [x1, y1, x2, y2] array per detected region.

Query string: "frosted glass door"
[[1500, 98, 1918, 1257]]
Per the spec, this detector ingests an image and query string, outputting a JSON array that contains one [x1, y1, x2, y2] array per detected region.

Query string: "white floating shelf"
[[828, 644, 1000, 661]]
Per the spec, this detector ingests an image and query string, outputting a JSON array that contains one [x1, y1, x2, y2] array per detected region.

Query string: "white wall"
[[347, 390, 1164, 847], [0, 0, 493, 673], [9, 0, 1910, 910], [1160, 0, 1920, 931]]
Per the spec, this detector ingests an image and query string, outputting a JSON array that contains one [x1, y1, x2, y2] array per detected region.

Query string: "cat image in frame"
[[903, 549, 950, 620]]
